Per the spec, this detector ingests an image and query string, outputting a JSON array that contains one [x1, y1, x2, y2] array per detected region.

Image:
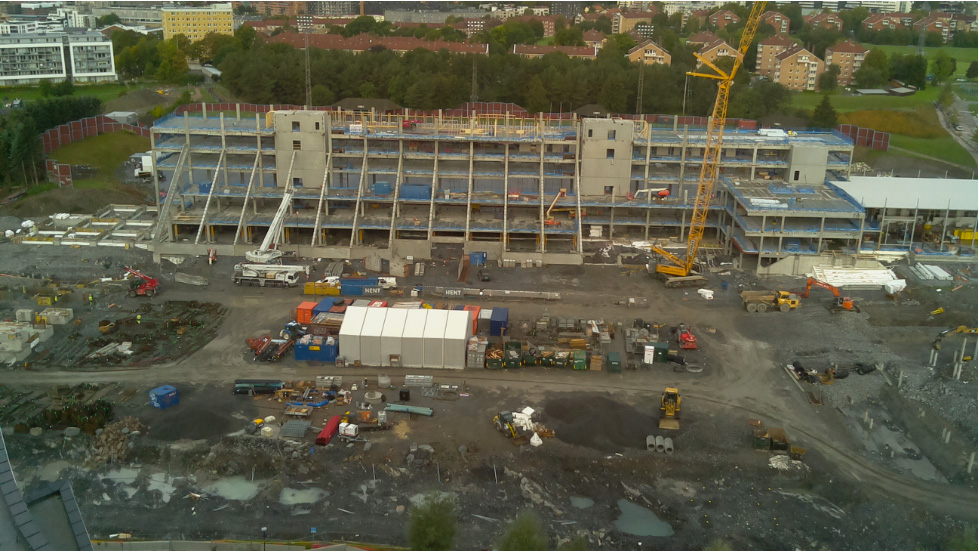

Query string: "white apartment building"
[[0, 31, 116, 85]]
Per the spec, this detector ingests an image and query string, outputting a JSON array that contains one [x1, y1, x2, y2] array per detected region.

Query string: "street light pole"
[[262, 526, 268, 551]]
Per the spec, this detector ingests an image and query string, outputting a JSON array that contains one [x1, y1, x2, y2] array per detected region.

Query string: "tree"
[[839, 7, 869, 34], [554, 26, 584, 46], [97, 13, 121, 26], [52, 80, 74, 97], [966, 61, 978, 79], [38, 80, 54, 97], [406, 493, 456, 550], [780, 3, 804, 33], [853, 47, 889, 88], [818, 64, 840, 91], [523, 75, 549, 113], [810, 94, 838, 129], [931, 51, 956, 83], [890, 53, 927, 88], [937, 82, 956, 109], [497, 511, 549, 551], [233, 4, 256, 15], [310, 84, 334, 106], [155, 39, 189, 83], [952, 31, 978, 48]]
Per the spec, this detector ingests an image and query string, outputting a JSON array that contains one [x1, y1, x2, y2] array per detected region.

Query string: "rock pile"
[[88, 416, 144, 466]]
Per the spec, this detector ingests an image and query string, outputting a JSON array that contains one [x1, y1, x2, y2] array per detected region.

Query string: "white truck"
[[233, 263, 309, 287], [134, 153, 164, 181]]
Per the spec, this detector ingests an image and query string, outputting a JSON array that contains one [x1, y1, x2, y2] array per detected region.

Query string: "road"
[[936, 93, 978, 167], [4, 287, 976, 522]]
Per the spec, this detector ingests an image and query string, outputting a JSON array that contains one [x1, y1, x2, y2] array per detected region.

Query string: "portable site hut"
[[402, 309, 428, 368], [338, 306, 368, 364], [359, 307, 388, 367], [423, 309, 448, 369], [380, 307, 408, 367], [443, 310, 472, 370]]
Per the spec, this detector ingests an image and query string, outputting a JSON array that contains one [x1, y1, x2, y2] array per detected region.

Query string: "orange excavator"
[[800, 277, 859, 313]]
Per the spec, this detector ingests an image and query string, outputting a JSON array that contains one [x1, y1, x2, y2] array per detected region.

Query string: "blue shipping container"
[[295, 342, 339, 363], [374, 182, 392, 196], [469, 252, 487, 266], [199, 184, 212, 194], [342, 284, 364, 296], [490, 307, 509, 337], [149, 385, 179, 410], [340, 277, 379, 286], [400, 184, 432, 200], [313, 298, 339, 315]]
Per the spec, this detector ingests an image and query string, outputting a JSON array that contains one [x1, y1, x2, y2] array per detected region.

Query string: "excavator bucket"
[[511, 435, 530, 446], [659, 417, 680, 431]]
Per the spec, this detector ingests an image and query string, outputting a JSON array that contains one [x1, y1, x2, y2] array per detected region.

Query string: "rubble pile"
[[88, 416, 144, 466]]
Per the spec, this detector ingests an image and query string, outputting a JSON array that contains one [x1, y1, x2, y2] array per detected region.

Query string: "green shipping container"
[[607, 352, 621, 373]]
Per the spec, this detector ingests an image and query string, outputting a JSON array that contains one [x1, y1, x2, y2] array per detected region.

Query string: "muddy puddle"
[[203, 476, 263, 501], [279, 487, 328, 505], [614, 499, 674, 537], [570, 496, 594, 509]]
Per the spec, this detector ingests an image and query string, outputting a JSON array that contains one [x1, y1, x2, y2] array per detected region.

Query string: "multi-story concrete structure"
[[626, 40, 671, 66], [161, 3, 233, 41], [147, 106, 857, 268], [308, 2, 358, 17], [90, 5, 163, 26], [232, 2, 305, 16], [0, 31, 116, 85], [805, 12, 843, 31], [760, 10, 789, 34], [772, 45, 824, 91], [709, 9, 740, 28], [756, 34, 795, 78], [824, 40, 868, 86]]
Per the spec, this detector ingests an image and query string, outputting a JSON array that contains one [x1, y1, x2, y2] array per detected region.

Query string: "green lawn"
[[869, 44, 977, 78], [888, 134, 976, 168], [50, 131, 151, 185], [790, 86, 941, 112], [0, 82, 151, 104]]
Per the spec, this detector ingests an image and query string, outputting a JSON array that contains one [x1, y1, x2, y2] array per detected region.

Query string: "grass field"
[[888, 134, 975, 168], [790, 85, 941, 113], [50, 131, 151, 186], [0, 82, 146, 104], [869, 45, 978, 78], [838, 105, 945, 138]]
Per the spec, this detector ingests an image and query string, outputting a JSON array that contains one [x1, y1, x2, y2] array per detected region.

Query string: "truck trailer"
[[234, 263, 308, 287]]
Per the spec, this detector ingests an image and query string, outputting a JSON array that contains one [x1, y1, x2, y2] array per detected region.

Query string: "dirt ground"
[[1, 244, 977, 549]]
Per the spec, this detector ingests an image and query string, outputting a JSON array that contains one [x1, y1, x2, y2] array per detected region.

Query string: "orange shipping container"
[[297, 301, 317, 325], [464, 305, 480, 335]]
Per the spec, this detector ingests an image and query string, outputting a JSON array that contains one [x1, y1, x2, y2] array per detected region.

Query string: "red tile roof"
[[759, 34, 795, 47], [826, 39, 868, 54], [687, 30, 720, 45]]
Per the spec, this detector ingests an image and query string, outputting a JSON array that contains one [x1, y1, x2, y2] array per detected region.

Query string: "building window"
[[793, 170, 800, 181], [293, 177, 303, 187], [293, 140, 301, 150], [587, 129, 593, 138], [292, 121, 300, 131], [606, 148, 614, 159], [608, 130, 616, 140], [315, 122, 321, 130]]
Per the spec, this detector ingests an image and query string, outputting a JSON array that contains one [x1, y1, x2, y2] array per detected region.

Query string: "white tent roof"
[[831, 176, 978, 211]]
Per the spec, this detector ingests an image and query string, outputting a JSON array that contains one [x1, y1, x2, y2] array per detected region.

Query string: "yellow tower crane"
[[650, 2, 767, 288]]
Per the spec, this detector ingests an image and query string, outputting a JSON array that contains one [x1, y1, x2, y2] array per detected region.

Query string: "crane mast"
[[651, 2, 767, 286]]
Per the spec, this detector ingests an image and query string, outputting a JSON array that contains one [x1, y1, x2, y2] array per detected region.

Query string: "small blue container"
[[149, 385, 178, 410]]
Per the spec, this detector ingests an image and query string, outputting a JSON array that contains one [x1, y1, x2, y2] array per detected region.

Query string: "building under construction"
[[148, 105, 869, 267]]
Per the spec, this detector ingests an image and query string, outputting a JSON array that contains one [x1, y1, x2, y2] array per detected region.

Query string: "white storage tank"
[[359, 307, 388, 367], [401, 309, 428, 368], [443, 310, 472, 370], [423, 310, 449, 369], [380, 307, 408, 367], [338, 306, 368, 363]]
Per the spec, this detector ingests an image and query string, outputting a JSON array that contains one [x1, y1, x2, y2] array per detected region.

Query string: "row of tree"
[[0, 96, 102, 185]]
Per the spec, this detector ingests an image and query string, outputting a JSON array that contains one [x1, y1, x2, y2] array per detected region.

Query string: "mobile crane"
[[124, 267, 160, 297], [649, 2, 767, 288]]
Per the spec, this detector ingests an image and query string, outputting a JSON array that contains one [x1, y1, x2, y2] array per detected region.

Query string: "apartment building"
[[583, 30, 607, 49], [805, 12, 843, 31], [161, 3, 233, 41], [912, 13, 952, 43], [772, 46, 824, 91], [0, 31, 116, 85], [756, 35, 795, 78], [613, 11, 657, 35], [309, 2, 359, 17], [760, 10, 789, 34], [709, 9, 741, 28], [824, 40, 869, 86], [686, 30, 719, 48], [626, 40, 671, 66], [696, 38, 737, 65], [148, 107, 857, 268], [861, 12, 913, 31], [232, 2, 306, 16]]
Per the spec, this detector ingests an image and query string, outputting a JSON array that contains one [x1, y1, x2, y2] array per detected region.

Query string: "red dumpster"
[[316, 415, 342, 446]]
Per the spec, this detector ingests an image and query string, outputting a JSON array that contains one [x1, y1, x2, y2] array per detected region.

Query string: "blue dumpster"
[[149, 385, 179, 410]]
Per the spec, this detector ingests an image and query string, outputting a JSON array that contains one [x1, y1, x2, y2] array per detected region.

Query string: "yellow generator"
[[660, 388, 681, 430]]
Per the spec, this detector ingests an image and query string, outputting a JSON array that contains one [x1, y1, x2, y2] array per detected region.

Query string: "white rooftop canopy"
[[831, 176, 978, 211]]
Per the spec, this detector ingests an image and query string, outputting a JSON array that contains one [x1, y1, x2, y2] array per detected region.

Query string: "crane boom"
[[651, 2, 767, 284]]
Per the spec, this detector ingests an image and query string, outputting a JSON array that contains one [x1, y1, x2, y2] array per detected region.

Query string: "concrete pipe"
[[377, 374, 391, 388], [664, 437, 674, 454], [646, 435, 656, 451], [655, 435, 666, 453]]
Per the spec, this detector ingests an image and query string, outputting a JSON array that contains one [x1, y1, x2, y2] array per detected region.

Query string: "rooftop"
[[830, 176, 979, 211]]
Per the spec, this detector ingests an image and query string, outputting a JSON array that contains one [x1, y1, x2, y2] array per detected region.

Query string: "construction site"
[[1, 5, 978, 550]]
